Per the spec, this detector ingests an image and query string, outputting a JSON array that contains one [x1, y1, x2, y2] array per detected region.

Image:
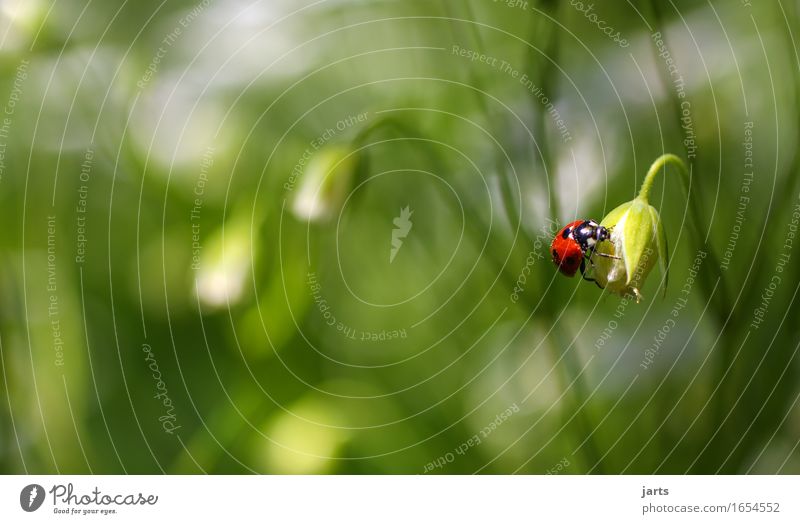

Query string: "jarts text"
[[642, 486, 670, 498]]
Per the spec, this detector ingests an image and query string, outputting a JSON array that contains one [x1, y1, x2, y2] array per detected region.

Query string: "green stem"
[[551, 321, 606, 473], [647, 1, 730, 306], [648, 1, 737, 473], [524, 1, 603, 472], [526, 0, 561, 223], [508, 282, 605, 472], [448, 1, 531, 247], [638, 153, 687, 202]]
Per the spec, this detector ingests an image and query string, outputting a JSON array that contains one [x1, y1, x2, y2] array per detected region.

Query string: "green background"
[[0, 0, 798, 474]]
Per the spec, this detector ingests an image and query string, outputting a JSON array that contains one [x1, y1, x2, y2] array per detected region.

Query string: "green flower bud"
[[195, 212, 253, 308], [592, 155, 681, 301], [292, 146, 357, 222], [592, 197, 667, 301]]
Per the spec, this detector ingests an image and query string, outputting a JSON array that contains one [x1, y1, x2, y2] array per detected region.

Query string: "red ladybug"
[[551, 219, 615, 285]]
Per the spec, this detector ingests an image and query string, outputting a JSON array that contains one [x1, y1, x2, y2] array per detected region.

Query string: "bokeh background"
[[1, 0, 799, 474]]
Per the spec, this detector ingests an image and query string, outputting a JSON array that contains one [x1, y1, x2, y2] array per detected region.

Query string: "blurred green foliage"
[[0, 0, 799, 474]]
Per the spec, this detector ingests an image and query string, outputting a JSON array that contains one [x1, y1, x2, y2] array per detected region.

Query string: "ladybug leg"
[[579, 258, 604, 289], [588, 241, 620, 261], [582, 254, 597, 274], [581, 253, 605, 289], [594, 251, 621, 260], [581, 272, 604, 289]]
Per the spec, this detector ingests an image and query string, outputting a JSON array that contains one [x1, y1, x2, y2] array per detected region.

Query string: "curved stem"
[[351, 116, 407, 148], [638, 153, 688, 202], [646, 0, 730, 312]]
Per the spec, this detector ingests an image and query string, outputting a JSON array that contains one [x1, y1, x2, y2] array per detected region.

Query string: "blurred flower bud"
[[593, 155, 677, 301], [292, 146, 357, 222], [195, 212, 254, 308]]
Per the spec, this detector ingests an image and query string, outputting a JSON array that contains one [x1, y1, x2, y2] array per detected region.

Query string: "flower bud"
[[291, 146, 357, 222], [592, 197, 667, 301], [590, 155, 685, 301], [195, 212, 253, 308]]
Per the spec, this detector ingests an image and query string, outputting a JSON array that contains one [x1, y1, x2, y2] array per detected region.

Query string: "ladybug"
[[551, 219, 617, 286]]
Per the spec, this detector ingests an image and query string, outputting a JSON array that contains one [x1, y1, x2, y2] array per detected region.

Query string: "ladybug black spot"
[[561, 228, 571, 239], [552, 248, 559, 260]]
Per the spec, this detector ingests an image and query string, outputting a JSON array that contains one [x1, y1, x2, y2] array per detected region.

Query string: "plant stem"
[[523, 0, 605, 472], [520, 0, 605, 471], [647, 2, 729, 309], [525, 0, 561, 223], [443, 3, 603, 472], [637, 153, 686, 202], [648, 1, 739, 473], [449, 1, 531, 247]]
